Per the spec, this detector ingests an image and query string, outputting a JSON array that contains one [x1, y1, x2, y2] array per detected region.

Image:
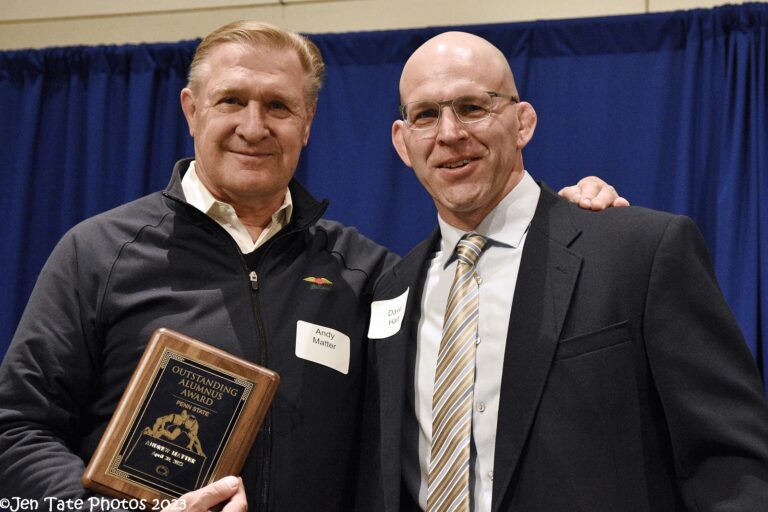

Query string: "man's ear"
[[180, 88, 197, 137], [391, 120, 413, 168], [515, 102, 537, 150]]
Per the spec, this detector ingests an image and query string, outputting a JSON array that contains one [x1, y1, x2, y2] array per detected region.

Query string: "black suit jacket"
[[358, 185, 768, 511]]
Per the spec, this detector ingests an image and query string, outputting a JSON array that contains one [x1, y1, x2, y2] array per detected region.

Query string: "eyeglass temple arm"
[[487, 91, 520, 103]]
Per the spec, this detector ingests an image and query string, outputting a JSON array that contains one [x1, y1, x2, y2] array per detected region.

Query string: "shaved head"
[[400, 32, 518, 102]]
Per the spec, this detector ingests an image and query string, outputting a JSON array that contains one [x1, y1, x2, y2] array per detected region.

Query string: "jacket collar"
[[163, 158, 329, 232]]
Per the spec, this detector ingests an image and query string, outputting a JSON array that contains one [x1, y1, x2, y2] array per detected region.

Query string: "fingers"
[[221, 478, 247, 512], [558, 176, 630, 211], [557, 184, 582, 205], [575, 176, 609, 210], [170, 476, 246, 512], [587, 183, 617, 210], [611, 196, 631, 208]]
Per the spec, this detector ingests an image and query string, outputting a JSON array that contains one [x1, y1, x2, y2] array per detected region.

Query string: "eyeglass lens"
[[404, 94, 494, 129]]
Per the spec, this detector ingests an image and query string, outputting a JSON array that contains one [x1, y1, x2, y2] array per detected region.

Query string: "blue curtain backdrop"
[[1, 4, 766, 390]]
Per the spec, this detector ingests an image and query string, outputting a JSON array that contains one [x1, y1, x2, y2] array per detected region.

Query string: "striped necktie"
[[427, 233, 488, 511]]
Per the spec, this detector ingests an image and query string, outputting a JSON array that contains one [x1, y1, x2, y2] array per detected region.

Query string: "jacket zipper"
[[244, 267, 272, 511], [238, 231, 304, 511], [165, 187, 326, 509], [243, 224, 315, 510], [249, 271, 258, 291]]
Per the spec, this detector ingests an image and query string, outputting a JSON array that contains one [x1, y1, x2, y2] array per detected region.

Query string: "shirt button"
[[476, 276, 483, 284], [476, 337, 481, 345], [489, 471, 494, 481], [477, 402, 486, 413]]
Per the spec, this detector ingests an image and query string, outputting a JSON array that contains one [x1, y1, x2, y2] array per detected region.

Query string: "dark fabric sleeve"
[[644, 215, 768, 510], [0, 231, 101, 499]]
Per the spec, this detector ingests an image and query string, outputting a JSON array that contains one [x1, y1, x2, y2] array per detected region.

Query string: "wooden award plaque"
[[83, 328, 280, 500]]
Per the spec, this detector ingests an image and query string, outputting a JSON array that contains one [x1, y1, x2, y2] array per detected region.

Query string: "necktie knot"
[[455, 233, 487, 267]]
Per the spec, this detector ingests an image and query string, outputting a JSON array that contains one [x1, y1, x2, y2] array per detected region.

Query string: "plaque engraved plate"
[[83, 328, 279, 500]]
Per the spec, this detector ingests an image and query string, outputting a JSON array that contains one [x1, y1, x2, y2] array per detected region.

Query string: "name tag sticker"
[[367, 288, 409, 339], [295, 321, 350, 374]]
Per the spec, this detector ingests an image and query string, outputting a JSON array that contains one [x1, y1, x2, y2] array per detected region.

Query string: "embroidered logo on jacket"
[[303, 276, 333, 290]]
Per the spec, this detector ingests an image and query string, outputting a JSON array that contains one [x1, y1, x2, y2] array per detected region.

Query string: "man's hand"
[[559, 176, 630, 210], [163, 476, 247, 512]]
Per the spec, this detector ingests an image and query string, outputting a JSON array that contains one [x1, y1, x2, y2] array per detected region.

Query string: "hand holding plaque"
[[83, 328, 279, 500]]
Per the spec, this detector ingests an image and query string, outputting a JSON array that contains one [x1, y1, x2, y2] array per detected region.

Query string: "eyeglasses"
[[399, 91, 519, 130]]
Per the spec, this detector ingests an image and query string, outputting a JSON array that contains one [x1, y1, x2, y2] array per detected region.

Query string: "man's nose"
[[435, 104, 468, 143], [236, 102, 269, 141]]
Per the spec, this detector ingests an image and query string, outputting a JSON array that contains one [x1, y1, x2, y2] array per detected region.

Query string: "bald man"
[[359, 32, 768, 511]]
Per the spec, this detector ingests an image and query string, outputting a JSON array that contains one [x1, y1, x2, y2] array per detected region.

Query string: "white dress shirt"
[[413, 171, 540, 511], [181, 161, 292, 254]]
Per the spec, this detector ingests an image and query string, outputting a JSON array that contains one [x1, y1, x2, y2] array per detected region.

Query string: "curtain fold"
[[1, 4, 766, 389]]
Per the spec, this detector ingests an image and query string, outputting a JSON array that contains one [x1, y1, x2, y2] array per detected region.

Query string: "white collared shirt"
[[181, 161, 293, 254], [413, 171, 540, 511]]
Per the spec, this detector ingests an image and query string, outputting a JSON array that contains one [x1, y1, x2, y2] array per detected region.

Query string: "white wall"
[[0, 0, 756, 50]]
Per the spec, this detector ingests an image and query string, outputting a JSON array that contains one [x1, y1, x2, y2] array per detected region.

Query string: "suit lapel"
[[491, 187, 583, 512], [377, 229, 441, 512]]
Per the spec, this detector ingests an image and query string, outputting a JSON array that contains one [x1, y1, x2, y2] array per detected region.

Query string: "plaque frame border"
[[82, 328, 279, 500]]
